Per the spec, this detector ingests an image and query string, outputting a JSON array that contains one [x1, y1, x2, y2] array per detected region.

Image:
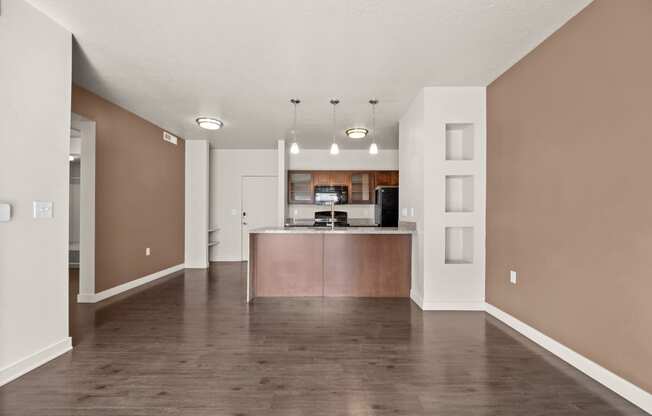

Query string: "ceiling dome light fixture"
[[368, 99, 379, 155], [345, 127, 368, 140], [196, 117, 223, 130], [289, 99, 301, 154], [329, 99, 340, 155]]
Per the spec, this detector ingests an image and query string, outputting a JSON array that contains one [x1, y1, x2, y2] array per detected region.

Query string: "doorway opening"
[[68, 113, 96, 342]]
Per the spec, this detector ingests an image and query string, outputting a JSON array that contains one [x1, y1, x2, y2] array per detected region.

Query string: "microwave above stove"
[[314, 185, 348, 205]]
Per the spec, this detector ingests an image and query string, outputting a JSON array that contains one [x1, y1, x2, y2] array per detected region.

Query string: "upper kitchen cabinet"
[[350, 172, 374, 204], [287, 170, 398, 205], [313, 171, 350, 187], [375, 171, 399, 187], [330, 171, 350, 186], [288, 172, 314, 204], [313, 171, 331, 186]]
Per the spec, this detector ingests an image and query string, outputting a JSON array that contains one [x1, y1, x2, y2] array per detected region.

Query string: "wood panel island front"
[[247, 227, 413, 301]]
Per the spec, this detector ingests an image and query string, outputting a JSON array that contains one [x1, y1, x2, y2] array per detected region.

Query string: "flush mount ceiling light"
[[289, 99, 301, 154], [345, 127, 368, 140], [329, 99, 340, 155], [195, 117, 223, 130]]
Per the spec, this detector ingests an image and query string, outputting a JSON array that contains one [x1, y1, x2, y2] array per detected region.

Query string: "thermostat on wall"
[[0, 203, 11, 222]]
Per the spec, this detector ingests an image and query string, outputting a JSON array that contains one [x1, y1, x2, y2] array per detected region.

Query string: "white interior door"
[[241, 176, 278, 261]]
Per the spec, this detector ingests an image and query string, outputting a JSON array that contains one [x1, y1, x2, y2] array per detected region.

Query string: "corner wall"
[[0, 0, 72, 384], [487, 0, 652, 394], [71, 86, 185, 293]]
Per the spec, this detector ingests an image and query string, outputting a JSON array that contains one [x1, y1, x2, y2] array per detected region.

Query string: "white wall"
[[185, 140, 210, 268], [288, 149, 398, 170], [399, 90, 425, 298], [399, 87, 486, 310], [0, 0, 72, 385], [287, 149, 399, 220], [210, 149, 278, 261]]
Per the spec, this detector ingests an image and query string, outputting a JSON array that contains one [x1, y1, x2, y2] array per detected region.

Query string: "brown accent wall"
[[72, 86, 185, 292], [487, 0, 652, 393]]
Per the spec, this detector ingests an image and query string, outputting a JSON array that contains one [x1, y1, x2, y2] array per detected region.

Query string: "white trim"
[[421, 301, 485, 311], [77, 264, 184, 303], [410, 289, 423, 308], [411, 289, 484, 311], [0, 338, 72, 387], [485, 303, 652, 414], [185, 262, 209, 269], [214, 256, 244, 262]]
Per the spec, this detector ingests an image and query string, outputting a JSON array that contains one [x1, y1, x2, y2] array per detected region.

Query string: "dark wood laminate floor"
[[0, 262, 645, 415]]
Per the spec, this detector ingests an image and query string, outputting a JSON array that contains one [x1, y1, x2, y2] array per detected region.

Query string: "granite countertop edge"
[[249, 226, 415, 235]]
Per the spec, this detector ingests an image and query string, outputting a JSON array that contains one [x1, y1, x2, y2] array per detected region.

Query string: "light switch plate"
[[401, 208, 408, 217], [33, 201, 53, 219], [510, 270, 517, 285], [0, 203, 11, 222]]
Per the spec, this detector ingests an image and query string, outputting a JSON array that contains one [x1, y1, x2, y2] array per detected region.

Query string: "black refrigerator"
[[374, 186, 399, 227]]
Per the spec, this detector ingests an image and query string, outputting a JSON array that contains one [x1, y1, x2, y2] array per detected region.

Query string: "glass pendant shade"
[[290, 141, 300, 154], [330, 142, 340, 155], [369, 142, 378, 155]]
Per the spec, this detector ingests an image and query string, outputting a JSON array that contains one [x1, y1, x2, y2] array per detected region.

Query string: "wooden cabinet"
[[288, 172, 313, 204], [330, 171, 349, 186], [375, 171, 399, 187], [287, 170, 398, 205], [350, 172, 374, 204], [313, 171, 331, 186]]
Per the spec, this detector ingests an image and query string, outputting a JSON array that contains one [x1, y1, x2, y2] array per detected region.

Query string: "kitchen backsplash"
[[288, 204, 375, 220]]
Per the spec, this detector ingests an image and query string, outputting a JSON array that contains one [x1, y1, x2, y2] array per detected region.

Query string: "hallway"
[[0, 263, 645, 415]]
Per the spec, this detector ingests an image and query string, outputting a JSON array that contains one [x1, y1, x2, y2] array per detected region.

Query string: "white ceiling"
[[30, 0, 591, 149]]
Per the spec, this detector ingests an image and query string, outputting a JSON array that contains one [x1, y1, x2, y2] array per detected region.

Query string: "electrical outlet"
[[146, 247, 151, 256], [510, 270, 517, 285]]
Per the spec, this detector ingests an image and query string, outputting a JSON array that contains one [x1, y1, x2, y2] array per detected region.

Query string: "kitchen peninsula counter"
[[247, 226, 413, 301]]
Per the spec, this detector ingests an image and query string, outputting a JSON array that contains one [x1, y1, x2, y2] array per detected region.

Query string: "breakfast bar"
[[246, 227, 413, 301]]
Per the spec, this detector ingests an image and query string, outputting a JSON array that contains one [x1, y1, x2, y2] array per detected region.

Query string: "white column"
[[184, 140, 210, 268], [277, 139, 287, 227]]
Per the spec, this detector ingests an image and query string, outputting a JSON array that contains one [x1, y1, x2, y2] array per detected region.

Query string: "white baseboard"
[[409, 289, 423, 308], [411, 290, 484, 311], [0, 337, 72, 387], [185, 262, 209, 269], [77, 264, 184, 303], [485, 303, 652, 414], [421, 301, 485, 311], [212, 256, 244, 262]]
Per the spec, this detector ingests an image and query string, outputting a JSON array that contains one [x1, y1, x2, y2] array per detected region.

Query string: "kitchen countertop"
[[250, 226, 414, 235], [284, 218, 379, 227]]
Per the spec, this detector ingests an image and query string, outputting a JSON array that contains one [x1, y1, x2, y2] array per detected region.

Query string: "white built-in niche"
[[445, 227, 474, 264], [445, 123, 474, 160], [445, 175, 474, 212]]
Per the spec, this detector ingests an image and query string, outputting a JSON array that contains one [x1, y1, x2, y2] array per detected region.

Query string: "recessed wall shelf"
[[445, 227, 473, 264], [445, 175, 474, 212], [445, 123, 474, 161]]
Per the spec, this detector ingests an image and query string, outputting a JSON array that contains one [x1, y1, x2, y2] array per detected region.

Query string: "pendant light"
[[369, 99, 379, 155], [329, 99, 340, 155], [289, 99, 301, 154]]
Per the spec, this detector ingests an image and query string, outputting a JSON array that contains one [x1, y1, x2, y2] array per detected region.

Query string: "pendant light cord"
[[330, 99, 339, 144], [370, 99, 379, 145], [290, 99, 300, 143]]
